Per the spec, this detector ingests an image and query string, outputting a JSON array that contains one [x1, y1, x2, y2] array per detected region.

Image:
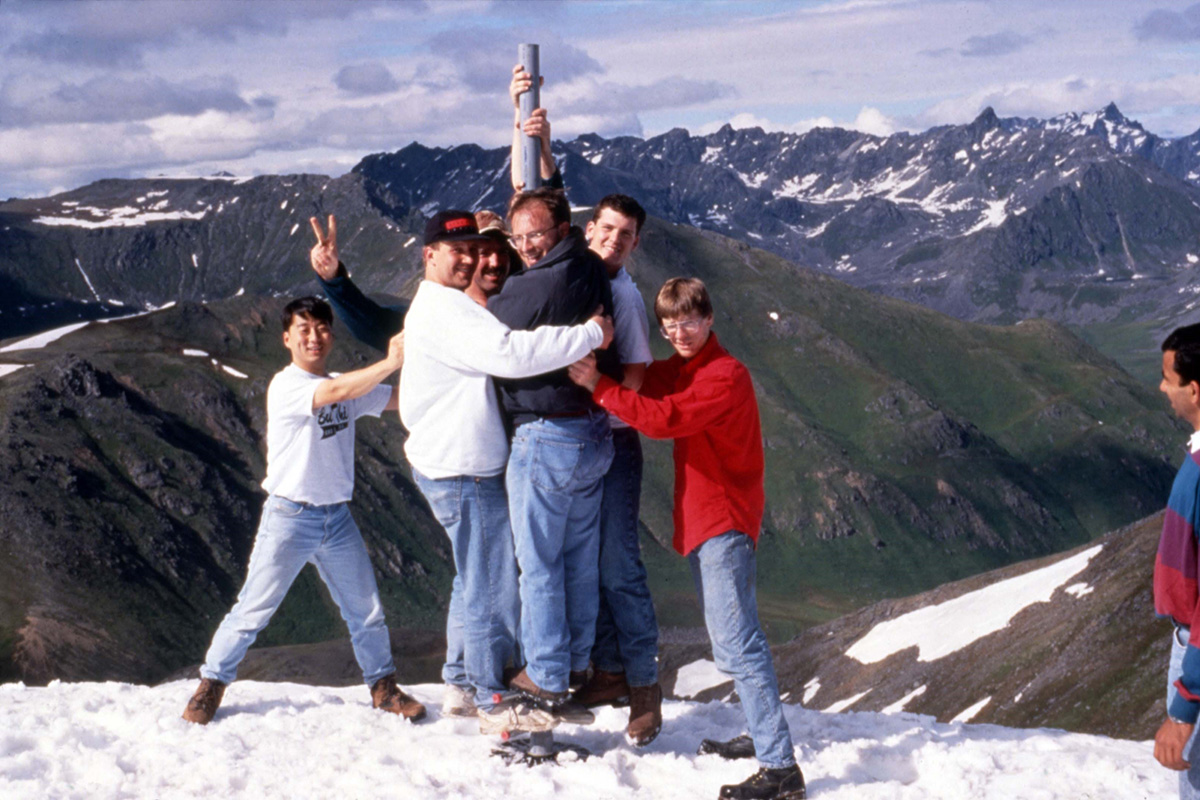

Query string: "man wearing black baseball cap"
[[309, 208, 528, 720]]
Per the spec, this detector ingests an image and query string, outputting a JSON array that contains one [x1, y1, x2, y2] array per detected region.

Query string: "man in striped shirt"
[[1154, 322, 1200, 799]]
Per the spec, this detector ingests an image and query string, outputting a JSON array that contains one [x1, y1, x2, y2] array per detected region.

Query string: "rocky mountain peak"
[[1101, 101, 1128, 124], [969, 106, 1001, 133]]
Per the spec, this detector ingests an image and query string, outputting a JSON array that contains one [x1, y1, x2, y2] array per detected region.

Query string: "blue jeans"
[[1168, 627, 1200, 799], [508, 412, 614, 694], [201, 496, 395, 686], [592, 427, 659, 687], [414, 470, 520, 710], [689, 531, 795, 770]]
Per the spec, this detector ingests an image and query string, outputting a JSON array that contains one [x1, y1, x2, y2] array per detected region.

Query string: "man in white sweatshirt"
[[399, 210, 613, 732]]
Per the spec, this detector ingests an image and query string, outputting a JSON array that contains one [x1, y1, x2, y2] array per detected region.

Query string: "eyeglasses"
[[509, 226, 556, 247], [660, 318, 706, 338]]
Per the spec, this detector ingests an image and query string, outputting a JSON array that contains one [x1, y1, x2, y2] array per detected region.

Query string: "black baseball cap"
[[424, 210, 488, 246]]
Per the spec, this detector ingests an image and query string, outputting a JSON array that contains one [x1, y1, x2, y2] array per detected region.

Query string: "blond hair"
[[654, 277, 713, 324]]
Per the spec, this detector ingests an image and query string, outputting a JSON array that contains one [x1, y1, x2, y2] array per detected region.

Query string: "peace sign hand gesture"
[[309, 215, 339, 281]]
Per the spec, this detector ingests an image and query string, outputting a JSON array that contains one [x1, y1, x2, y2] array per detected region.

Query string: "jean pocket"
[[530, 437, 586, 494], [575, 435, 615, 485], [416, 476, 463, 526], [268, 496, 306, 517]]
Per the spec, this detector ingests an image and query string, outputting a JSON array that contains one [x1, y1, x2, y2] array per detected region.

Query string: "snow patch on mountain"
[[881, 685, 927, 715], [73, 258, 101, 301], [951, 697, 992, 724], [674, 659, 729, 699], [0, 364, 29, 378], [0, 321, 91, 352], [824, 690, 871, 713], [34, 207, 209, 229], [964, 199, 1010, 235], [845, 545, 1102, 665]]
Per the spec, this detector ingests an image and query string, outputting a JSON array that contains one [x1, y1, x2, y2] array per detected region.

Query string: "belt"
[[511, 409, 596, 426]]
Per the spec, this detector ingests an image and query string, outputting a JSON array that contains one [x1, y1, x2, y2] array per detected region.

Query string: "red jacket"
[[592, 333, 765, 556]]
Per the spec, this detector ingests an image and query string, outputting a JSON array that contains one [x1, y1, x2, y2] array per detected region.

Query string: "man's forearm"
[[313, 359, 398, 408]]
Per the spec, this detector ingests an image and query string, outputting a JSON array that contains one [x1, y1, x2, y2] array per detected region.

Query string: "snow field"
[[0, 680, 1171, 799], [0, 321, 91, 353], [846, 545, 1102, 664]]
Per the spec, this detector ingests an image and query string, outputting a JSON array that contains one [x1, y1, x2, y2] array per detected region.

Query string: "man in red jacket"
[[568, 278, 805, 800]]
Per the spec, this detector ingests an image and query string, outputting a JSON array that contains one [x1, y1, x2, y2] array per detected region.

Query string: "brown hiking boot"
[[574, 669, 631, 708], [508, 667, 568, 704], [626, 683, 662, 747], [569, 669, 589, 691], [370, 674, 426, 722], [182, 678, 226, 725]]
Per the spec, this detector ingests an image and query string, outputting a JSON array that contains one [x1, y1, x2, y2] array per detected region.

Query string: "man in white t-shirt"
[[182, 296, 424, 726], [399, 210, 613, 734]]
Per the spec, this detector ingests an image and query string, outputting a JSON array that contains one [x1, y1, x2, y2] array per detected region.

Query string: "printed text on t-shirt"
[[317, 403, 350, 439]]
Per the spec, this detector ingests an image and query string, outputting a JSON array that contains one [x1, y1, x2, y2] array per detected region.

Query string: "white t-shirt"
[[261, 363, 392, 505], [400, 280, 603, 479], [609, 267, 653, 430]]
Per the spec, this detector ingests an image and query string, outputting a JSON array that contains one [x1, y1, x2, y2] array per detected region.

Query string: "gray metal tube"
[[518, 43, 541, 191]]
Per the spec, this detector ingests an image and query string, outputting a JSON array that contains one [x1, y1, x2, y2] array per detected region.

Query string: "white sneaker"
[[477, 698, 560, 735], [443, 684, 478, 718]]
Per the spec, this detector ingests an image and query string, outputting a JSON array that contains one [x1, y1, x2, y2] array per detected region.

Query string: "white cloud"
[[1, 0, 1200, 198], [916, 73, 1200, 131], [694, 106, 897, 138]]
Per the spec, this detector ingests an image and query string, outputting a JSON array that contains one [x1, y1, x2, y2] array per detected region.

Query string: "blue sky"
[[2, 0, 1199, 198]]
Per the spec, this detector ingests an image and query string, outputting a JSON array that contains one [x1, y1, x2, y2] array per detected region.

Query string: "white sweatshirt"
[[399, 280, 603, 479]]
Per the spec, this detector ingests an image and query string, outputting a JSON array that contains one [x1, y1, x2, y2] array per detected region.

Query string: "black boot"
[[698, 734, 756, 760], [718, 765, 806, 800]]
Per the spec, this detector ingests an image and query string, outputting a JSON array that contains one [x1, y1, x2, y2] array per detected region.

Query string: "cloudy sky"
[[2, 0, 1199, 198]]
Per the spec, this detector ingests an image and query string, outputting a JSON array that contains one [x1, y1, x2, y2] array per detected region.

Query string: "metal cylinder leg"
[[518, 43, 541, 191], [527, 729, 554, 757]]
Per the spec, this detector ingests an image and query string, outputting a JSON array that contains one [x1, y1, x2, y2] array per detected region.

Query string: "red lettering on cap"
[[444, 218, 471, 231]]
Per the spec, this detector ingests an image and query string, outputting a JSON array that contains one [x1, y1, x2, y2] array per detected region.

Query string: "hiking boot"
[[370, 674, 426, 722], [443, 684, 478, 718], [698, 734, 757, 760], [718, 765, 806, 800], [569, 669, 589, 691], [508, 668, 568, 705], [626, 683, 662, 746], [181, 678, 226, 725], [502, 665, 522, 687], [478, 697, 560, 735], [573, 669, 631, 708]]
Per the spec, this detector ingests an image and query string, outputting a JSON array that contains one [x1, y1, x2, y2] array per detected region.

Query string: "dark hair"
[[508, 187, 570, 227], [1163, 323, 1200, 385], [654, 277, 713, 324], [592, 194, 646, 233], [281, 296, 334, 332]]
